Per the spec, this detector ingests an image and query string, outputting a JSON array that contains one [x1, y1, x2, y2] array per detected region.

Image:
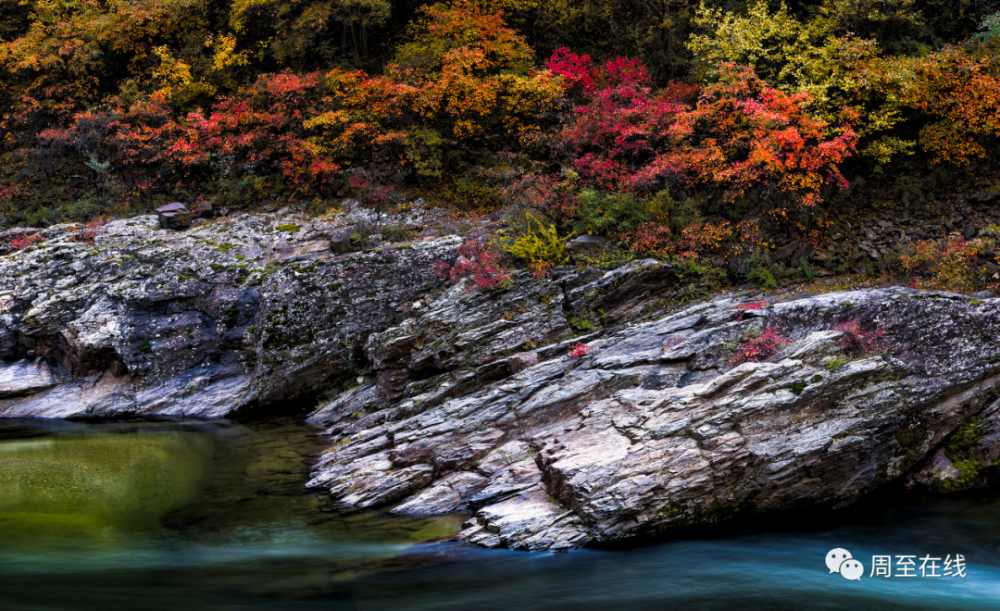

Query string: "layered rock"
[[305, 284, 1000, 550], [0, 207, 459, 417], [156, 203, 192, 229], [6, 205, 1000, 552]]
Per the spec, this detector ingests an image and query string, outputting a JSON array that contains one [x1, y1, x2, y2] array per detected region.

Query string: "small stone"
[[329, 230, 358, 254], [565, 234, 609, 258], [157, 203, 192, 230], [858, 241, 881, 260], [275, 240, 330, 262], [910, 448, 961, 489], [972, 190, 1000, 204], [772, 240, 801, 262], [191, 201, 215, 219], [510, 351, 539, 373]]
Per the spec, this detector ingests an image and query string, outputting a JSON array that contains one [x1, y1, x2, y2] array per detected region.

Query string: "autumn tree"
[[310, 1, 563, 186], [688, 1, 913, 162], [859, 24, 1000, 165], [548, 52, 857, 218]]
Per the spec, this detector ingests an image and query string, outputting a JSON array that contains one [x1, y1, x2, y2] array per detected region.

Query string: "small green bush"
[[747, 250, 777, 289], [566, 189, 677, 240], [443, 177, 501, 212]]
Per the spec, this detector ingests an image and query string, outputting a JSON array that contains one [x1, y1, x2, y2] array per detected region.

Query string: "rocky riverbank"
[[3, 207, 1000, 551], [303, 281, 1000, 550], [0, 206, 461, 417]]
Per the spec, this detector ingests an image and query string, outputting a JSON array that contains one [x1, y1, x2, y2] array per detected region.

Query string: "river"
[[1, 418, 998, 611]]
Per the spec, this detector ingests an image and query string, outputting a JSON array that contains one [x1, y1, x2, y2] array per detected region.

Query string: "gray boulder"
[[0, 209, 459, 418], [565, 234, 609, 258], [305, 285, 1000, 550], [157, 203, 192, 229]]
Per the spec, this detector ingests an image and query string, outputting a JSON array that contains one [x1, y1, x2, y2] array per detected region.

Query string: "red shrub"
[[735, 301, 770, 321], [549, 51, 689, 191], [530, 261, 554, 278], [834, 321, 886, 356], [730, 326, 791, 364], [569, 342, 593, 358], [545, 48, 597, 94], [12, 234, 44, 249], [67, 218, 107, 244], [434, 239, 512, 291]]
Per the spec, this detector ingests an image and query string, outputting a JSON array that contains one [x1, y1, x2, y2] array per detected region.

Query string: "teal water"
[[1, 418, 999, 611]]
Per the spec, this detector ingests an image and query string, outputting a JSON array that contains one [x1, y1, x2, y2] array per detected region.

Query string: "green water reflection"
[[0, 418, 461, 545], [0, 426, 213, 538], [0, 418, 468, 609]]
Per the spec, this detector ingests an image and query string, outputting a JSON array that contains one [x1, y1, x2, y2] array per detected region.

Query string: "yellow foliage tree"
[[688, 0, 915, 162]]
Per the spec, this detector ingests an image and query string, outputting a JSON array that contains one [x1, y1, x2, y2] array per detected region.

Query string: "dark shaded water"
[[1, 418, 999, 611]]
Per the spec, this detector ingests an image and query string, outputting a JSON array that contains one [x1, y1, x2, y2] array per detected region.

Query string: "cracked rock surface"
[[306, 284, 1000, 550], [5, 207, 1000, 552], [0, 206, 459, 417]]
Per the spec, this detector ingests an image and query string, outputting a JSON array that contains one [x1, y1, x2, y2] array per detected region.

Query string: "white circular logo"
[[826, 548, 853, 574], [840, 558, 865, 581]]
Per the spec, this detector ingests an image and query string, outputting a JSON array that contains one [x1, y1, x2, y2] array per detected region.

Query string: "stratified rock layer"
[[5, 207, 1000, 552], [305, 285, 1000, 550], [0, 208, 458, 417]]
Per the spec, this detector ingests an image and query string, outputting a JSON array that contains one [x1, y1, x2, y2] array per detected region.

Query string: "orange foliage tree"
[[547, 54, 858, 220], [846, 28, 1000, 166], [2, 1, 565, 219], [311, 1, 564, 181], [665, 64, 859, 217]]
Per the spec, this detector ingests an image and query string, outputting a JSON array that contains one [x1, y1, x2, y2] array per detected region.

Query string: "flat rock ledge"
[[304, 285, 1000, 551]]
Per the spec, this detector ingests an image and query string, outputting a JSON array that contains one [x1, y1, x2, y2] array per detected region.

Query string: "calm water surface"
[[1, 418, 999, 611]]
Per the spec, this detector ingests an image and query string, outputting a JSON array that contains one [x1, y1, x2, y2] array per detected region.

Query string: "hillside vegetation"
[[2, 0, 999, 289]]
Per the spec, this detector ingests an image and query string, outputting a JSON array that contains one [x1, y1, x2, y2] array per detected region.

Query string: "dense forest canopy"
[[1, 0, 998, 259]]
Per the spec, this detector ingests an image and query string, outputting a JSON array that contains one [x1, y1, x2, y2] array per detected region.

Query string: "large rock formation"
[[4, 207, 1000, 552], [0, 207, 459, 417], [304, 281, 1000, 551]]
